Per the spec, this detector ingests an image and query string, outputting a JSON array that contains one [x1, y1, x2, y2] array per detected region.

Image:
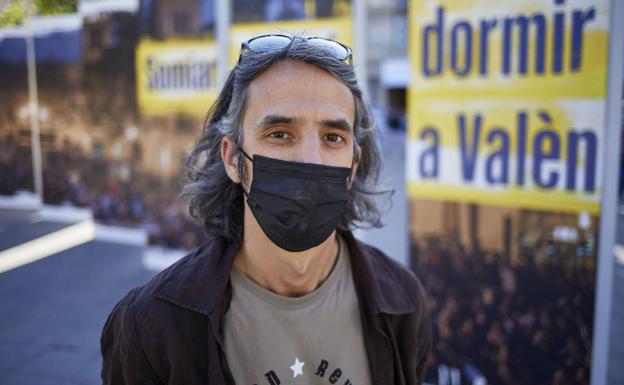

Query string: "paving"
[[0, 217, 71, 252], [0, 213, 157, 385]]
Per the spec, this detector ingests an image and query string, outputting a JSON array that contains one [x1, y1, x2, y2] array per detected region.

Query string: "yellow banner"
[[136, 38, 219, 116], [407, 0, 610, 214], [229, 17, 353, 66]]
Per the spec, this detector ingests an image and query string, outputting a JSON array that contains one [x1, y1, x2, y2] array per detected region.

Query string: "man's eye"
[[268, 131, 289, 139], [326, 133, 345, 143]]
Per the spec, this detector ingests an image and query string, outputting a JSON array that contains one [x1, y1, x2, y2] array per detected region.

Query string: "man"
[[101, 35, 431, 385]]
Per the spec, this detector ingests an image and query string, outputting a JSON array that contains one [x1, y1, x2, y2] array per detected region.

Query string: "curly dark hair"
[[182, 36, 391, 246]]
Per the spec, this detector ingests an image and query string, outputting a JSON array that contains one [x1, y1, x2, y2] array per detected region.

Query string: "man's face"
[[240, 60, 357, 184], [220, 59, 360, 251]]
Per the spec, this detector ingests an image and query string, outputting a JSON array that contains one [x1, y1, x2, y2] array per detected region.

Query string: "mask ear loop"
[[240, 148, 253, 162], [224, 148, 252, 235], [347, 146, 360, 188], [347, 164, 354, 187], [223, 181, 241, 236], [238, 148, 254, 197]]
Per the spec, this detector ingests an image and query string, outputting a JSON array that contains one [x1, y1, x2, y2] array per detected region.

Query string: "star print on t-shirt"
[[290, 358, 304, 378], [252, 356, 354, 385]]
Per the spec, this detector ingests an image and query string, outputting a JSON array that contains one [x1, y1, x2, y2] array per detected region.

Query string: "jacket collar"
[[151, 230, 415, 316], [341, 230, 416, 315], [151, 236, 238, 316]]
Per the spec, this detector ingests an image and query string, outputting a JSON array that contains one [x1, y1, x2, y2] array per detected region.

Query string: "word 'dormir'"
[[421, 0, 597, 77]]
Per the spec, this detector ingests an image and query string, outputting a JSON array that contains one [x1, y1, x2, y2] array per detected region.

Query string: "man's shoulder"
[[100, 241, 227, 380], [110, 236, 229, 325], [110, 249, 200, 324], [359, 238, 425, 288]]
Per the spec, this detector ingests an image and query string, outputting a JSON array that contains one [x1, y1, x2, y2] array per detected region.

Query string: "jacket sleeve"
[[100, 288, 163, 385], [409, 278, 432, 384], [391, 274, 432, 385]]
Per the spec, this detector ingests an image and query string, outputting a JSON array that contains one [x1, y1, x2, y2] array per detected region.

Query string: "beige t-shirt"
[[224, 234, 373, 385]]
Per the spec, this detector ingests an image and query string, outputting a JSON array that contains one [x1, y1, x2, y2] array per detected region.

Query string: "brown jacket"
[[100, 230, 432, 385]]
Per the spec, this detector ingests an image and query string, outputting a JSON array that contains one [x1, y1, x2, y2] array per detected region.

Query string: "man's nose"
[[298, 133, 323, 165]]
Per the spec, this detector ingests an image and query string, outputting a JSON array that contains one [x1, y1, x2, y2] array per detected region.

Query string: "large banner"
[[408, 0, 610, 214], [136, 39, 219, 116], [0, 4, 208, 251], [408, 1, 611, 385]]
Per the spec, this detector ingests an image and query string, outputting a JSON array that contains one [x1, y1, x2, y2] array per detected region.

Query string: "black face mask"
[[240, 150, 352, 252]]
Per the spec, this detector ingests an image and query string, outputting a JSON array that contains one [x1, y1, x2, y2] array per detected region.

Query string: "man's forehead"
[[244, 60, 355, 126], [247, 60, 351, 99]]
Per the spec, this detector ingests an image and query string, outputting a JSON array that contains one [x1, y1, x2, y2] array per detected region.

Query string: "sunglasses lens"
[[307, 38, 350, 60], [247, 35, 292, 53], [240, 35, 352, 64]]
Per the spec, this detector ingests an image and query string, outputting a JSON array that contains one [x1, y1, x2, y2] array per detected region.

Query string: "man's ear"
[[220, 136, 241, 183], [348, 147, 361, 188]]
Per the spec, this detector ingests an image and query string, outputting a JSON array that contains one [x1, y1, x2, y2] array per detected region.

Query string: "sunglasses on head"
[[238, 34, 353, 65]]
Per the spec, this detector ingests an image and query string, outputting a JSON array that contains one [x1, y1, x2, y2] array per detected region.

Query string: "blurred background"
[[0, 0, 622, 384]]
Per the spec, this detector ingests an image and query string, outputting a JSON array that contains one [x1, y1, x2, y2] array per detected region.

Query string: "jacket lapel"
[[150, 236, 238, 316], [340, 230, 416, 385]]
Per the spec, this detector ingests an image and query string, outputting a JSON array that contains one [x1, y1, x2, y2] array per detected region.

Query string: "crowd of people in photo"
[[0, 133, 205, 250], [0, 25, 179, 244], [414, 236, 595, 385]]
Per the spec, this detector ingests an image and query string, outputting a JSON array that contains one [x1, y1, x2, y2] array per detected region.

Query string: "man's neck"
[[233, 226, 340, 297]]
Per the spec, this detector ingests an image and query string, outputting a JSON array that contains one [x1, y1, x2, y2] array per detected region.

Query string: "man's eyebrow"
[[256, 115, 297, 131], [320, 119, 353, 132], [255, 115, 353, 132]]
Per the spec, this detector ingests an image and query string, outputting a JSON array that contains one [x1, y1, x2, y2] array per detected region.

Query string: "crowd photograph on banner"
[[0, 0, 623, 385]]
